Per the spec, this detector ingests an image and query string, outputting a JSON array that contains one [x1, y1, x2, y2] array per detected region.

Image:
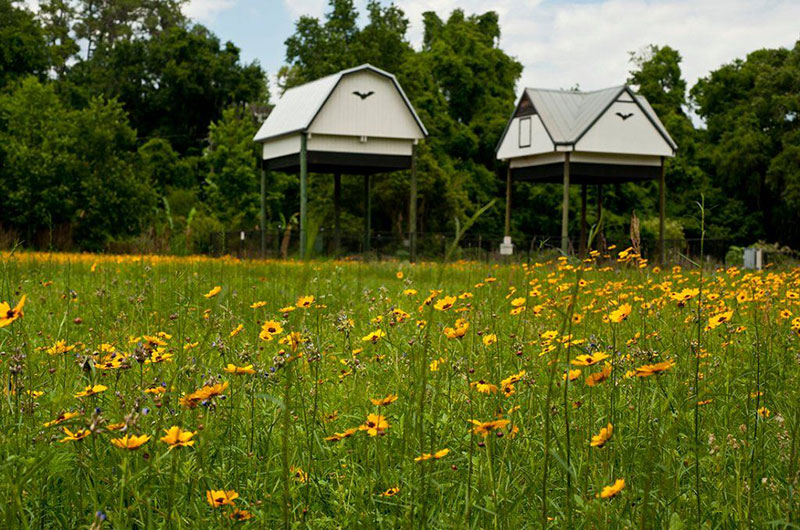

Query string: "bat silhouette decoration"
[[616, 112, 634, 120], [353, 90, 374, 100]]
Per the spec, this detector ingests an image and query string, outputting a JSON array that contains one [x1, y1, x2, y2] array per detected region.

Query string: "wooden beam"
[[409, 144, 418, 263], [333, 172, 341, 256], [299, 133, 308, 259], [579, 184, 587, 257], [561, 153, 570, 254], [505, 165, 512, 237], [659, 156, 666, 265], [364, 174, 371, 252]]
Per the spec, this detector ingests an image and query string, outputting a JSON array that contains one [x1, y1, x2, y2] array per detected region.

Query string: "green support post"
[[659, 156, 666, 265], [299, 134, 308, 259], [561, 153, 571, 254], [409, 144, 417, 262], [260, 164, 266, 258], [364, 174, 371, 252], [334, 172, 341, 257]]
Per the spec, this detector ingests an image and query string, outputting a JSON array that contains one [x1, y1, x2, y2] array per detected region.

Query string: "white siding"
[[497, 114, 554, 160], [262, 134, 301, 161], [571, 152, 661, 166], [309, 70, 424, 140], [576, 102, 673, 156], [308, 134, 413, 156], [509, 152, 565, 168]]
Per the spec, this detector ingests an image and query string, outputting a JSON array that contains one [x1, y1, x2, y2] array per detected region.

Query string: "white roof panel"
[[254, 64, 427, 143]]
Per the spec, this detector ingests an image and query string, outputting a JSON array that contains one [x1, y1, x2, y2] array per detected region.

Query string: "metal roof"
[[496, 85, 677, 152], [253, 64, 428, 143]]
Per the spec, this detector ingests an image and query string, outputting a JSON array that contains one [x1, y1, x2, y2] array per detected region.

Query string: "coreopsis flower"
[[482, 334, 498, 346], [204, 286, 221, 299], [563, 369, 581, 381], [278, 305, 296, 314], [670, 288, 699, 306], [206, 490, 238, 507], [707, 310, 734, 330], [586, 363, 612, 387], [110, 434, 151, 450], [229, 324, 244, 337], [144, 350, 173, 364], [510, 297, 526, 308], [396, 271, 404, 279], [259, 320, 283, 341], [429, 357, 446, 372], [324, 427, 359, 442], [608, 303, 632, 323], [47, 340, 75, 355], [291, 466, 308, 483], [250, 301, 267, 309], [403, 289, 417, 296], [279, 331, 304, 351], [433, 296, 457, 311], [370, 394, 398, 406], [0, 295, 25, 328], [230, 509, 254, 521], [362, 329, 386, 343], [224, 364, 256, 375], [570, 352, 610, 366], [361, 414, 389, 436], [598, 478, 625, 499], [590, 423, 613, 448], [414, 448, 449, 462], [635, 359, 675, 377], [75, 384, 108, 398], [44, 411, 80, 427], [160, 426, 196, 449], [757, 407, 771, 418], [470, 379, 498, 394], [500, 370, 526, 388], [469, 419, 510, 437], [59, 427, 91, 443], [443, 319, 469, 339], [296, 295, 315, 308], [381, 487, 400, 497]]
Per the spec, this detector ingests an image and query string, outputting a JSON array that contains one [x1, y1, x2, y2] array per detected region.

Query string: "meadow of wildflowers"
[[0, 250, 798, 528]]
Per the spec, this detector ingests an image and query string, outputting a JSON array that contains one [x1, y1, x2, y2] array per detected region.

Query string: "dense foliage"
[[1, 252, 799, 527], [0, 0, 798, 253]]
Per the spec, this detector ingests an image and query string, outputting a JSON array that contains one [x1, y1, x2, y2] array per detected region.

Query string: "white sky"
[[273, 0, 800, 93]]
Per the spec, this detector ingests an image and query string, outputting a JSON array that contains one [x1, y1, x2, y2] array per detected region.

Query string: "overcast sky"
[[185, 0, 800, 99]]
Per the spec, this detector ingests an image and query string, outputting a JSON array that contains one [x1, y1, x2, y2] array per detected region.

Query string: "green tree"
[[0, 77, 156, 248], [204, 107, 261, 230], [0, 0, 49, 88], [691, 40, 800, 243]]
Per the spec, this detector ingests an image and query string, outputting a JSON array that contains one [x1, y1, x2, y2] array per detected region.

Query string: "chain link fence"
[[206, 228, 735, 265]]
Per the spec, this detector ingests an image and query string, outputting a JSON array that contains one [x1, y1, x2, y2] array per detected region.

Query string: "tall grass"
[[0, 249, 797, 528]]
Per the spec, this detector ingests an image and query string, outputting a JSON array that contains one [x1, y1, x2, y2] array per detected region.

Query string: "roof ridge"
[[525, 85, 626, 96]]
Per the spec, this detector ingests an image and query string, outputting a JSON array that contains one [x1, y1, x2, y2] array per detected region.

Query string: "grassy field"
[[0, 251, 798, 529]]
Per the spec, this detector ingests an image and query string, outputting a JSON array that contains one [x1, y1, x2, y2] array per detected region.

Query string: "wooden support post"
[[299, 133, 308, 259], [333, 172, 341, 256], [409, 144, 418, 263], [659, 156, 666, 265], [260, 162, 266, 258], [579, 183, 587, 257], [561, 153, 571, 254], [363, 174, 371, 252], [504, 166, 512, 237]]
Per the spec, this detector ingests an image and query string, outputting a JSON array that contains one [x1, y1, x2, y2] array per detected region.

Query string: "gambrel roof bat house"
[[253, 64, 428, 260], [254, 64, 427, 174], [496, 85, 677, 258]]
